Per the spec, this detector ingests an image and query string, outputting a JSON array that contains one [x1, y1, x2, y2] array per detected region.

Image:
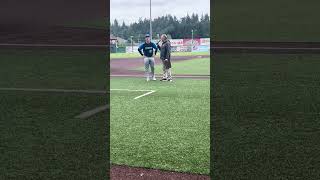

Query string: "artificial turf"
[[212, 54, 320, 179], [110, 78, 210, 174], [0, 48, 108, 179], [110, 51, 210, 59], [134, 58, 210, 75]]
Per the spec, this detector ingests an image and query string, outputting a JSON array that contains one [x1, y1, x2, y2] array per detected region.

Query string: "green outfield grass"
[[213, 54, 320, 179], [110, 51, 210, 59], [110, 78, 210, 174], [135, 58, 210, 75], [0, 49, 108, 179], [214, 0, 320, 41]]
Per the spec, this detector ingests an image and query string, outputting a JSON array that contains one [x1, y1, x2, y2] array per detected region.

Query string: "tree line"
[[111, 14, 210, 42]]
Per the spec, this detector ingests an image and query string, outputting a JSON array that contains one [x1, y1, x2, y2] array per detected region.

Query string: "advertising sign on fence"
[[192, 45, 210, 52], [170, 39, 184, 46], [183, 39, 201, 46], [200, 38, 210, 46]]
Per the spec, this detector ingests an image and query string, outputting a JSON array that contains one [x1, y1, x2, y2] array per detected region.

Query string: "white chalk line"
[[110, 89, 156, 100], [133, 91, 156, 100], [75, 89, 155, 118]]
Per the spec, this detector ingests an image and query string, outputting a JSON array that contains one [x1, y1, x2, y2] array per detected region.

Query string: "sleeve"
[[156, 41, 161, 50], [165, 43, 171, 60], [138, 44, 144, 56], [152, 43, 158, 55]]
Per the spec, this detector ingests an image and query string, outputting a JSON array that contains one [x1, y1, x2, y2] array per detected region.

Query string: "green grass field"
[[110, 78, 210, 174], [111, 51, 210, 59], [214, 0, 320, 41], [213, 54, 320, 179], [135, 58, 210, 75], [0, 49, 108, 179]]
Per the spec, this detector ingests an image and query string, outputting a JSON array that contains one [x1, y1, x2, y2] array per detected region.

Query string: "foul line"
[[110, 89, 156, 100]]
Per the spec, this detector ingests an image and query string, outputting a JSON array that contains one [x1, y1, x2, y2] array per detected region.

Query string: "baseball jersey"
[[138, 42, 158, 57]]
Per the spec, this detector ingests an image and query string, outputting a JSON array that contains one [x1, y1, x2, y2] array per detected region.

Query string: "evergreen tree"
[[110, 13, 210, 40]]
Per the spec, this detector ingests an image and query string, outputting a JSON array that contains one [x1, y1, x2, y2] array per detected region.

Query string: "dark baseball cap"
[[145, 34, 150, 37]]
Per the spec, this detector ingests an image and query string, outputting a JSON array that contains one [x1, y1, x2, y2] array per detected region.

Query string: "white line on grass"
[[110, 89, 156, 100], [133, 90, 156, 100]]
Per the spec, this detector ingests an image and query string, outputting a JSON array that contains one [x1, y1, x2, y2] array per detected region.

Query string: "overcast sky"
[[110, 0, 210, 24]]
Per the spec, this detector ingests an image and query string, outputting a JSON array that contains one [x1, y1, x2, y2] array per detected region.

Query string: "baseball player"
[[157, 34, 172, 82], [138, 34, 158, 81]]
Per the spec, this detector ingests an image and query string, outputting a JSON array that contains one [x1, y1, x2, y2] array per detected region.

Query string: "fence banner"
[[192, 45, 210, 52], [170, 39, 184, 46], [200, 38, 210, 46], [171, 46, 192, 52], [183, 39, 201, 46]]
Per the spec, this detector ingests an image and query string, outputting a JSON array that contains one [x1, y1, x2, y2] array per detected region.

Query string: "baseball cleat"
[[160, 78, 167, 81], [152, 77, 157, 81], [146, 77, 150, 81], [167, 79, 173, 82]]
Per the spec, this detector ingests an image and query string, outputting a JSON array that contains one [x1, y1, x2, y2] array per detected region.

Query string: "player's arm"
[[156, 40, 161, 50], [152, 43, 158, 55], [164, 43, 170, 60], [138, 44, 144, 56]]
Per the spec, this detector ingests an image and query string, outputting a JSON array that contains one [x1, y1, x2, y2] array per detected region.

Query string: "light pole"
[[191, 29, 194, 51], [150, 0, 152, 41], [130, 36, 134, 53]]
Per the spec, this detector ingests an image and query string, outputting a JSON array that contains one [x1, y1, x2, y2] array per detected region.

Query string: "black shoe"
[[167, 79, 173, 82], [160, 78, 167, 81]]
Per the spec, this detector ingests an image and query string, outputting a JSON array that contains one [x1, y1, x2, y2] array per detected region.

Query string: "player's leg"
[[167, 60, 172, 81], [167, 68, 172, 81], [144, 57, 150, 81], [160, 59, 167, 81], [150, 57, 156, 80]]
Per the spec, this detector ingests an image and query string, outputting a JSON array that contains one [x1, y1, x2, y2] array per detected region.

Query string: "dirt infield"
[[110, 55, 210, 78], [110, 165, 210, 180]]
